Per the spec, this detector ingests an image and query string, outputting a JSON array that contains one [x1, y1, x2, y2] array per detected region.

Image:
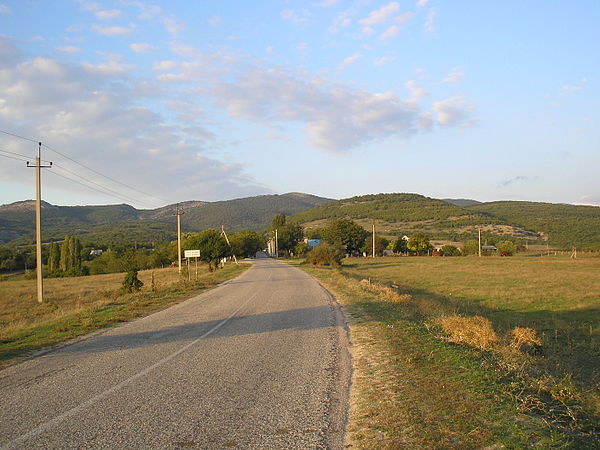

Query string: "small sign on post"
[[184, 249, 200, 258]]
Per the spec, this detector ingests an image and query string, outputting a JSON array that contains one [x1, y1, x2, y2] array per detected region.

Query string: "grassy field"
[[0, 263, 248, 364], [294, 254, 599, 448]]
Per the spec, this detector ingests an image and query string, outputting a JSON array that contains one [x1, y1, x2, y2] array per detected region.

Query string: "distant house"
[[481, 245, 497, 252], [89, 249, 103, 256]]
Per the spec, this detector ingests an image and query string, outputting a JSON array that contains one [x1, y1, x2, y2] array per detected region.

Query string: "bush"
[[121, 269, 143, 294], [441, 244, 461, 256], [509, 326, 542, 351], [306, 243, 344, 266], [497, 240, 517, 256]]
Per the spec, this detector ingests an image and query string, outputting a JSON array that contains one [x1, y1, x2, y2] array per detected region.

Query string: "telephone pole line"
[[173, 205, 184, 274], [372, 220, 376, 258], [221, 225, 238, 265], [27, 142, 52, 303], [478, 227, 482, 257]]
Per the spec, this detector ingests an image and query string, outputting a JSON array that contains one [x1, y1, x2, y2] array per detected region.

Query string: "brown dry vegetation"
[[0, 264, 248, 363]]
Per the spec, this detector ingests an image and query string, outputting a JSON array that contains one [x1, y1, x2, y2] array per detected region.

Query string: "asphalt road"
[[0, 255, 350, 449]]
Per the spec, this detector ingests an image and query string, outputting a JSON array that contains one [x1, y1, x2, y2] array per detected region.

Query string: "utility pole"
[[478, 227, 482, 257], [173, 205, 184, 274], [27, 142, 52, 303], [221, 225, 238, 265], [274, 228, 278, 258], [372, 220, 376, 258]]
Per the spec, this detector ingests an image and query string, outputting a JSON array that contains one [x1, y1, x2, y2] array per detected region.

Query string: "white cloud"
[[153, 60, 177, 71], [442, 66, 464, 83], [405, 80, 428, 101], [91, 24, 133, 36], [56, 46, 81, 54], [359, 2, 400, 27], [281, 9, 310, 25], [208, 15, 221, 26], [380, 25, 399, 40], [328, 10, 352, 33], [574, 195, 600, 207], [432, 96, 477, 127], [164, 18, 187, 37], [373, 56, 396, 66], [416, 0, 429, 7], [424, 8, 436, 32], [316, 0, 340, 6], [95, 9, 121, 19], [0, 36, 266, 205], [339, 52, 361, 68], [130, 43, 157, 53], [0, 4, 11, 14], [78, 1, 100, 12]]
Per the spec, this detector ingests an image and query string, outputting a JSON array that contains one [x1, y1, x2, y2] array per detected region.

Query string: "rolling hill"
[[0, 193, 331, 245], [292, 193, 600, 249]]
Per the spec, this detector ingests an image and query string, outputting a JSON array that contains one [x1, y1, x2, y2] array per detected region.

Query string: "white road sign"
[[184, 250, 200, 258]]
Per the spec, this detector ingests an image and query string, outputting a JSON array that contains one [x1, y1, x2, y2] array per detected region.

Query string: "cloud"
[[442, 66, 464, 83], [339, 52, 361, 68], [432, 96, 478, 127], [164, 18, 187, 37], [359, 2, 400, 27], [328, 10, 352, 33], [78, 1, 100, 12], [416, 0, 429, 7], [380, 25, 399, 40], [153, 60, 177, 71], [95, 9, 121, 19], [373, 56, 396, 66], [500, 175, 536, 187], [405, 80, 428, 101], [91, 24, 133, 36], [0, 4, 11, 14], [574, 195, 600, 207], [281, 9, 310, 25], [0, 36, 267, 205], [55, 46, 81, 54], [208, 15, 221, 26], [130, 43, 157, 53], [424, 8, 436, 32], [316, 0, 340, 6]]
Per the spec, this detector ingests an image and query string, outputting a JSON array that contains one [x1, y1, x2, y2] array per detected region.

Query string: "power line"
[[0, 129, 39, 144], [0, 148, 51, 163], [0, 152, 28, 163], [0, 128, 173, 206]]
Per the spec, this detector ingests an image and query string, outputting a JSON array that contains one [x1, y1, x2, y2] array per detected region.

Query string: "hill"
[[0, 193, 331, 245], [443, 198, 482, 207], [468, 201, 600, 250], [292, 193, 600, 249]]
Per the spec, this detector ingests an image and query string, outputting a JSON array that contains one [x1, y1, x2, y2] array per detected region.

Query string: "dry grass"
[[437, 315, 499, 349], [0, 264, 248, 363], [509, 326, 542, 350]]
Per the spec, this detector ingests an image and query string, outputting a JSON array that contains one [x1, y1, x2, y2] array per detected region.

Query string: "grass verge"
[[291, 255, 599, 448], [0, 263, 248, 365]]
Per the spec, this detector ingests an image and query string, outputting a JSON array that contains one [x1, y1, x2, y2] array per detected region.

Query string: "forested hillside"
[[468, 201, 600, 250], [0, 193, 330, 246]]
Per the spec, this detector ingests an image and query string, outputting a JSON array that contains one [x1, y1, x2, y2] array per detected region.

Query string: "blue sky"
[[0, 0, 598, 208]]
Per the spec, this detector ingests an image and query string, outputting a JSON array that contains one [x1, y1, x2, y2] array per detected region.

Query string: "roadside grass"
[[292, 254, 599, 448], [0, 263, 248, 365]]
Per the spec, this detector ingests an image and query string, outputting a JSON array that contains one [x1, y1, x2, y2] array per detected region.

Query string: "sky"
[[0, 0, 598, 209]]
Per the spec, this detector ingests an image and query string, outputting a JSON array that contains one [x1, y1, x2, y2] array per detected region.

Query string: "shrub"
[[437, 315, 499, 349], [121, 269, 144, 294], [497, 240, 517, 256], [306, 243, 344, 266], [441, 245, 461, 256]]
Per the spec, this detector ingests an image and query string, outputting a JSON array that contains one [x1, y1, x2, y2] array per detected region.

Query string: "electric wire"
[[0, 128, 173, 206], [0, 152, 28, 163]]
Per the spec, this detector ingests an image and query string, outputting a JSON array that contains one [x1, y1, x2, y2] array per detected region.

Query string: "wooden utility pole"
[[27, 142, 52, 303], [221, 225, 238, 265], [173, 205, 184, 274], [372, 220, 376, 258], [275, 228, 278, 258], [478, 227, 482, 257]]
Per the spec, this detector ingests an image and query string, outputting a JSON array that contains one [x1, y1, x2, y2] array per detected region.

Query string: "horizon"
[[2, 191, 599, 210], [0, 1, 598, 208]]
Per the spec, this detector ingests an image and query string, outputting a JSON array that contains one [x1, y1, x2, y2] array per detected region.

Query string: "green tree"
[[229, 231, 264, 258], [321, 218, 368, 255], [185, 229, 231, 271], [441, 244, 461, 256], [59, 236, 70, 272], [306, 242, 344, 266], [294, 241, 309, 257], [463, 240, 480, 256], [497, 240, 516, 256], [48, 242, 60, 272], [362, 235, 389, 257], [271, 213, 286, 229], [277, 222, 304, 255], [407, 232, 433, 255], [121, 269, 143, 293], [391, 238, 408, 254]]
